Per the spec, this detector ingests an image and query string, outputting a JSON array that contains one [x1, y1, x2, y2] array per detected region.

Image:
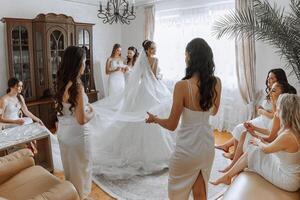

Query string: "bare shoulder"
[[174, 80, 187, 91]]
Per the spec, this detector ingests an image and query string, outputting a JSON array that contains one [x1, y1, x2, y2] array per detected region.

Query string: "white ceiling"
[[63, 0, 162, 7]]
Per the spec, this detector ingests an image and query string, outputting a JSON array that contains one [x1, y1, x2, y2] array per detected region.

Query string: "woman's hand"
[[36, 118, 44, 126], [15, 119, 25, 125], [145, 112, 157, 123], [243, 122, 254, 132]]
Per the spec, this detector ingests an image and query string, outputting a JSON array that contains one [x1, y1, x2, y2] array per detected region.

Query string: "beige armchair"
[[0, 149, 79, 200]]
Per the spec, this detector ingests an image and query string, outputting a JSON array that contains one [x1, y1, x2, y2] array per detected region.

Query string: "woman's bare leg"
[[215, 137, 234, 152], [192, 171, 206, 200], [210, 153, 248, 185], [219, 131, 247, 173]]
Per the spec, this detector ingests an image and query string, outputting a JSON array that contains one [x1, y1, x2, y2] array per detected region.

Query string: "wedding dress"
[[107, 59, 126, 96], [91, 51, 175, 179]]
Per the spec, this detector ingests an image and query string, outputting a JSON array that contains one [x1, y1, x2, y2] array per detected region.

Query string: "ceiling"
[[63, 0, 163, 7]]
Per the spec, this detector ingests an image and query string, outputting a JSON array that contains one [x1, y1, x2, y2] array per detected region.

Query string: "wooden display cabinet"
[[2, 13, 98, 130]]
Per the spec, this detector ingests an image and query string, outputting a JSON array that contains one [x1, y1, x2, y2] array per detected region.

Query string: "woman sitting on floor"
[[211, 93, 300, 192]]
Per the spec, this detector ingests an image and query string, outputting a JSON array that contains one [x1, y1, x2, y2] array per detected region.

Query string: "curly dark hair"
[[110, 43, 121, 57], [265, 68, 288, 94], [56, 46, 86, 115], [142, 40, 154, 56], [127, 46, 139, 66], [6, 77, 22, 105], [183, 38, 217, 111]]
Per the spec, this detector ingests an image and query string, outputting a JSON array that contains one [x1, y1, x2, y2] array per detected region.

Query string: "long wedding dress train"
[[91, 51, 175, 179]]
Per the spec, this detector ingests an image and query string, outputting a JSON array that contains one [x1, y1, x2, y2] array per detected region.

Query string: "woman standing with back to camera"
[[146, 38, 222, 200], [56, 46, 94, 200]]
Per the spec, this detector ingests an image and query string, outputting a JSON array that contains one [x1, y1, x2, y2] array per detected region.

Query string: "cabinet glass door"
[[50, 30, 64, 92], [77, 29, 91, 92], [11, 26, 32, 99]]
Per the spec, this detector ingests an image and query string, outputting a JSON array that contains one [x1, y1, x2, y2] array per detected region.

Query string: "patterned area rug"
[[93, 149, 229, 200]]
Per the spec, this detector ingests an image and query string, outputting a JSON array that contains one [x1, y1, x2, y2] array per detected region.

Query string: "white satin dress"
[[57, 93, 92, 199], [168, 81, 215, 200], [108, 59, 125, 97]]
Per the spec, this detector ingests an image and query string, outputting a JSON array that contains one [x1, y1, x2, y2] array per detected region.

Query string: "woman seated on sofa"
[[0, 77, 44, 152], [211, 93, 300, 192], [216, 68, 290, 159], [219, 81, 297, 173]]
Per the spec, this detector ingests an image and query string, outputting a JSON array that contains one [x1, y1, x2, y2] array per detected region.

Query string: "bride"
[[91, 40, 175, 179]]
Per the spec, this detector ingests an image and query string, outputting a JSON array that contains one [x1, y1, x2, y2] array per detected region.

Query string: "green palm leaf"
[[213, 0, 300, 81]]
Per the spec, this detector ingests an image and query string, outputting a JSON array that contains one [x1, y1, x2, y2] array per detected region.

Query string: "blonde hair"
[[277, 94, 300, 136]]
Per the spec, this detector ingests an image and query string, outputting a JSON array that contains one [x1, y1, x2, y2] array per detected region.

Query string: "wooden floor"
[[54, 131, 232, 200]]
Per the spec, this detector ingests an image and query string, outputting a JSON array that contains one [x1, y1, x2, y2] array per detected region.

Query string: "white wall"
[[255, 0, 300, 94], [121, 7, 145, 56], [0, 0, 122, 97]]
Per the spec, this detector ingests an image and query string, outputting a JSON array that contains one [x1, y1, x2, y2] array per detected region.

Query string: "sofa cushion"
[[0, 166, 61, 200], [223, 171, 300, 200]]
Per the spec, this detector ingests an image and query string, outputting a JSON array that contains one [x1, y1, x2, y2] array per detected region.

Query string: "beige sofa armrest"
[[28, 181, 80, 200], [0, 149, 34, 184]]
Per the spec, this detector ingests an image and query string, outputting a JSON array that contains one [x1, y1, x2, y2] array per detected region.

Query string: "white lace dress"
[[57, 93, 92, 199], [168, 81, 215, 200], [108, 59, 125, 97]]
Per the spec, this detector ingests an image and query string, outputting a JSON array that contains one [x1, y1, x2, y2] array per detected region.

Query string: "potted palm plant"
[[213, 0, 300, 81]]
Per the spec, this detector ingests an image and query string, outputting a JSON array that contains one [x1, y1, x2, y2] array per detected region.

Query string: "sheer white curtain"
[[154, 0, 249, 131]]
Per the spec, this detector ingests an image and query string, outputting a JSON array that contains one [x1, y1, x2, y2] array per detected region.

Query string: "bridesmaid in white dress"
[[146, 38, 222, 200], [124, 46, 139, 82], [0, 77, 43, 129], [106, 43, 126, 96], [56, 46, 95, 200], [211, 94, 300, 192], [219, 81, 297, 173], [216, 68, 291, 159]]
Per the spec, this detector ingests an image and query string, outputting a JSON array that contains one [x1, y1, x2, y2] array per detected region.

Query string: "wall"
[[121, 7, 145, 56], [0, 0, 122, 97], [255, 0, 300, 94]]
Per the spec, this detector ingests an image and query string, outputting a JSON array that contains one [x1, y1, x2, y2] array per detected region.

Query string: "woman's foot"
[[210, 175, 232, 185], [215, 144, 229, 153], [223, 152, 234, 160]]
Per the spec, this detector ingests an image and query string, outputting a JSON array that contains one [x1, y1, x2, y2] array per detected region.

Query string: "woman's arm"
[[20, 95, 43, 124], [75, 85, 94, 125], [250, 131, 296, 154], [105, 58, 120, 75], [258, 108, 274, 119], [146, 81, 185, 131], [210, 77, 222, 116], [0, 98, 24, 125]]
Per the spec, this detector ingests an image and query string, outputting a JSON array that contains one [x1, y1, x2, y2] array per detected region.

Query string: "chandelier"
[[98, 0, 136, 25]]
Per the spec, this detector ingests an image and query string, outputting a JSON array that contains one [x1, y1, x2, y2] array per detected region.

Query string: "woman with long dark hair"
[[0, 77, 43, 129], [105, 43, 126, 96], [215, 68, 293, 160], [146, 38, 222, 200], [56, 46, 94, 199]]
